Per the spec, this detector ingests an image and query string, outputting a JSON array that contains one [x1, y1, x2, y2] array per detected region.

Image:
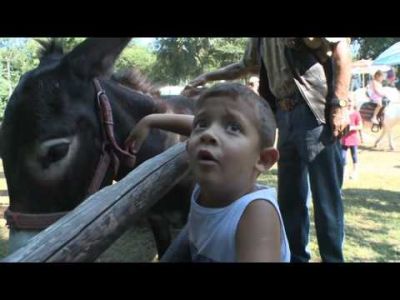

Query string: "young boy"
[[126, 83, 290, 262]]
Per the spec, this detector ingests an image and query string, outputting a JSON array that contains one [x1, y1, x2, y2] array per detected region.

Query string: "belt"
[[277, 94, 304, 111]]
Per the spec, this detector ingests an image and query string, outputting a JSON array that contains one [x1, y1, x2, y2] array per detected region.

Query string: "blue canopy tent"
[[373, 42, 400, 65]]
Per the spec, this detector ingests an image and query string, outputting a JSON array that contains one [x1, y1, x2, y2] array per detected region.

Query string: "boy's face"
[[187, 96, 267, 194]]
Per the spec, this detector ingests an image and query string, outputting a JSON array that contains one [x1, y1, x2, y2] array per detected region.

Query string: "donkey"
[[0, 38, 195, 258], [352, 86, 400, 150]]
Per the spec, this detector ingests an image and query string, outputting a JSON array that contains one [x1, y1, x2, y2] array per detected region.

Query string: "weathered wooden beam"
[[2, 142, 189, 262]]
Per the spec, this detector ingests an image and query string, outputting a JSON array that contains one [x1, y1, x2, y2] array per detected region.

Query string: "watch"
[[330, 97, 348, 108]]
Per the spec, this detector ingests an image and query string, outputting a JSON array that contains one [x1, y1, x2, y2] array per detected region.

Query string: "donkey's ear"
[[62, 38, 131, 80], [35, 38, 64, 67]]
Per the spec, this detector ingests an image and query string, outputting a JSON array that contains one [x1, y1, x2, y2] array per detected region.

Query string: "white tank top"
[[188, 184, 291, 262]]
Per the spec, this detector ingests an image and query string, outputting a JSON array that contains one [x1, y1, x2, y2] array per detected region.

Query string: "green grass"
[[257, 176, 400, 262]]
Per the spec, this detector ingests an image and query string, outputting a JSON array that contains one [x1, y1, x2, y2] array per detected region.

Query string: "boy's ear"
[[255, 147, 279, 173]]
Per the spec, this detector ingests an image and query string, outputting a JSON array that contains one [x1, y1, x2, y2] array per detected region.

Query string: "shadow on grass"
[[346, 226, 400, 262], [345, 225, 399, 261], [343, 188, 400, 213], [358, 145, 400, 153], [358, 145, 385, 152], [342, 188, 400, 261]]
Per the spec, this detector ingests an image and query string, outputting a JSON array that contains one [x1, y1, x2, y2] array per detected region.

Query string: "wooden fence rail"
[[2, 142, 189, 262]]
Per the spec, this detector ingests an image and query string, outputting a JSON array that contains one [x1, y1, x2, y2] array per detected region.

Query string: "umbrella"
[[373, 42, 400, 65], [352, 59, 391, 74]]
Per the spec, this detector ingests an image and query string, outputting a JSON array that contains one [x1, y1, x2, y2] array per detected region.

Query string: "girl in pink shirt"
[[367, 70, 387, 124], [341, 100, 362, 179]]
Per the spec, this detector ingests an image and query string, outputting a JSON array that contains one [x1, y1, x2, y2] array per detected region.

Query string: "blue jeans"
[[276, 103, 344, 262], [341, 145, 358, 165]]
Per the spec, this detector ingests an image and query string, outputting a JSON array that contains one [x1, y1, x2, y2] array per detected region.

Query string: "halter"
[[4, 78, 137, 230]]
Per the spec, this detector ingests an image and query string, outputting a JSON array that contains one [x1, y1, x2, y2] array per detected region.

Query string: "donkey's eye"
[[38, 139, 71, 169]]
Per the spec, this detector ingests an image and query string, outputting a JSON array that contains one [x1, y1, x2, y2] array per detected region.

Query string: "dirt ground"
[[96, 221, 160, 262]]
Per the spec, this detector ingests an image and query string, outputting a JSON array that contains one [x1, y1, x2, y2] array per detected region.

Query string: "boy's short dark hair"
[[196, 82, 276, 148]]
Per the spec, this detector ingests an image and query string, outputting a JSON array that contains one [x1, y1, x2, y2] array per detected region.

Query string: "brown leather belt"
[[278, 97, 303, 111]]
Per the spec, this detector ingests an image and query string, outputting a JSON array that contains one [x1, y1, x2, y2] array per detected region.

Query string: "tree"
[[150, 38, 209, 85], [0, 38, 42, 119], [115, 44, 156, 75], [353, 38, 400, 60], [208, 38, 248, 68], [151, 38, 247, 85]]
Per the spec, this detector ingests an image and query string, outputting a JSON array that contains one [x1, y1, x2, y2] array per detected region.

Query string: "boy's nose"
[[199, 130, 217, 145]]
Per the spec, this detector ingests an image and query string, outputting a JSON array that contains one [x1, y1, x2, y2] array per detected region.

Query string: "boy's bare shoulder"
[[239, 199, 280, 228], [236, 199, 281, 262]]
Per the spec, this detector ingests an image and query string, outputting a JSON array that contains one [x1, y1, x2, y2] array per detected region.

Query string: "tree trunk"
[[2, 143, 189, 262], [6, 57, 12, 97]]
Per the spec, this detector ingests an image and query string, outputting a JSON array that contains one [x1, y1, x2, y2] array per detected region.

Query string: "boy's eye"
[[193, 119, 208, 130], [227, 122, 242, 133]]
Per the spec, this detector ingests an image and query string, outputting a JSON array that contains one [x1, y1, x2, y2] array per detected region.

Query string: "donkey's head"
[[0, 38, 131, 213]]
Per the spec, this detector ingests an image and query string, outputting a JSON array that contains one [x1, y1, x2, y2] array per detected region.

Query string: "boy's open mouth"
[[197, 149, 217, 163]]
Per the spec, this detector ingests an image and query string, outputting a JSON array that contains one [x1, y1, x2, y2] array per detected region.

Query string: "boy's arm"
[[125, 114, 194, 154], [236, 200, 281, 262]]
